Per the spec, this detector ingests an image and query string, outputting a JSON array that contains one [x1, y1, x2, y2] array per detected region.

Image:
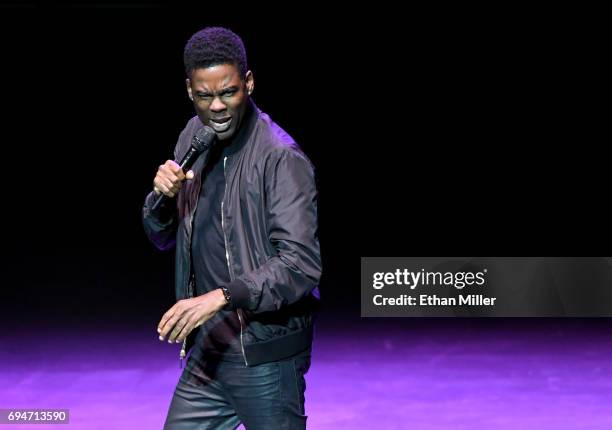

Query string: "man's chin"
[[215, 129, 234, 141], [214, 123, 240, 141]]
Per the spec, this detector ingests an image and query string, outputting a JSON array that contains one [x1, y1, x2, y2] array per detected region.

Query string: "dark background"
[[0, 4, 609, 328]]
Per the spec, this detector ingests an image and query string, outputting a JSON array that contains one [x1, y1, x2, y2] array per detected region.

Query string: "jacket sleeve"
[[142, 190, 178, 251], [141, 144, 182, 251], [226, 148, 322, 312]]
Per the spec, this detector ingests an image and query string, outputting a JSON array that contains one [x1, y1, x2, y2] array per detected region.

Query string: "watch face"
[[222, 288, 231, 303]]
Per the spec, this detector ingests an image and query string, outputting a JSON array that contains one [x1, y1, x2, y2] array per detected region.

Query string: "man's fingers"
[[161, 177, 177, 192], [176, 321, 195, 343], [158, 308, 177, 337], [158, 310, 171, 330], [158, 173, 184, 191], [157, 185, 171, 197], [159, 314, 180, 339], [166, 159, 180, 169], [185, 170, 194, 180], [156, 179, 179, 198], [167, 160, 182, 175], [175, 310, 212, 343], [157, 298, 214, 343], [155, 160, 186, 196], [170, 308, 199, 343], [168, 317, 189, 343]]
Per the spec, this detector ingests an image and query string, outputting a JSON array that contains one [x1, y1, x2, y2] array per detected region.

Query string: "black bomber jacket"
[[142, 101, 321, 366]]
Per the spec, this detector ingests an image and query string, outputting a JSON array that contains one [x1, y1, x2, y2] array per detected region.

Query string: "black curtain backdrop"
[[1, 4, 608, 328]]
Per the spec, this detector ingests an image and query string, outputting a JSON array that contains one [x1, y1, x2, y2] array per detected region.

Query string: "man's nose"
[[210, 96, 227, 112]]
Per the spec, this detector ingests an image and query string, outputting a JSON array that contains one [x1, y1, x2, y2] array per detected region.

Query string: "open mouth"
[[209, 117, 232, 133]]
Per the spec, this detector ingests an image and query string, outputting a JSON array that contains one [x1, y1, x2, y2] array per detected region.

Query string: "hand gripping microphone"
[[151, 125, 217, 211]]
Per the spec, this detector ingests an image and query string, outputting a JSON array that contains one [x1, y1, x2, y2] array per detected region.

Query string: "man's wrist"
[[217, 287, 230, 310], [219, 287, 232, 308]]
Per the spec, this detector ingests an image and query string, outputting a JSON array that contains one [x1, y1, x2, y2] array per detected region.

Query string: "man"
[[142, 27, 321, 429]]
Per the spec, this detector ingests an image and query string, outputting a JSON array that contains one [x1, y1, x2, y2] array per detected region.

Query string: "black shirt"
[[191, 143, 231, 297], [190, 138, 244, 356]]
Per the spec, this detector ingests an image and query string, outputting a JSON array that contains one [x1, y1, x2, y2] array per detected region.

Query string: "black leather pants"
[[164, 351, 311, 430]]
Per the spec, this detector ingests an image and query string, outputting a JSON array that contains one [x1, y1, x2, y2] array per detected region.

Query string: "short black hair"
[[183, 27, 248, 78]]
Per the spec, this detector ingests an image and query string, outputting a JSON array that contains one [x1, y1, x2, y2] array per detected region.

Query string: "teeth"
[[210, 118, 232, 132]]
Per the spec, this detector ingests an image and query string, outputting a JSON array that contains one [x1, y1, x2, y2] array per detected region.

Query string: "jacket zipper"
[[180, 172, 201, 368], [221, 156, 249, 366], [179, 274, 194, 368]]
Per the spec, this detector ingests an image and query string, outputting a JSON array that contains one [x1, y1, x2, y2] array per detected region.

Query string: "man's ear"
[[186, 78, 193, 101], [245, 71, 254, 95]]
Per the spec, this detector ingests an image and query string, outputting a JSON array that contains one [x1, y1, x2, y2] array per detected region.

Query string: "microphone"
[[151, 125, 217, 211]]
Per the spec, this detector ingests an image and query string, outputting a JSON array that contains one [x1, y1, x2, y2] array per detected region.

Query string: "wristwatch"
[[220, 286, 232, 308]]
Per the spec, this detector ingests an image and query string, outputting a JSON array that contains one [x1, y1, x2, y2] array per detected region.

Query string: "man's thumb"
[[185, 170, 194, 180]]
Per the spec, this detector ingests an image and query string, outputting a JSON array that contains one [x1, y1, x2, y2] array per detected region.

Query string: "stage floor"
[[1, 316, 611, 429]]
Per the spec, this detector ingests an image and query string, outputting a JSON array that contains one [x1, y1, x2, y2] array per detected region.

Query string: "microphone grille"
[[192, 125, 217, 152]]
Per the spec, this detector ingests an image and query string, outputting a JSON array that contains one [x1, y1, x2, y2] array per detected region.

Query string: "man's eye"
[[222, 91, 237, 97], [198, 94, 212, 100]]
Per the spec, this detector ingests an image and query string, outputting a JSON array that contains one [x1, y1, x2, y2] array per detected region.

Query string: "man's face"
[[186, 64, 254, 141]]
